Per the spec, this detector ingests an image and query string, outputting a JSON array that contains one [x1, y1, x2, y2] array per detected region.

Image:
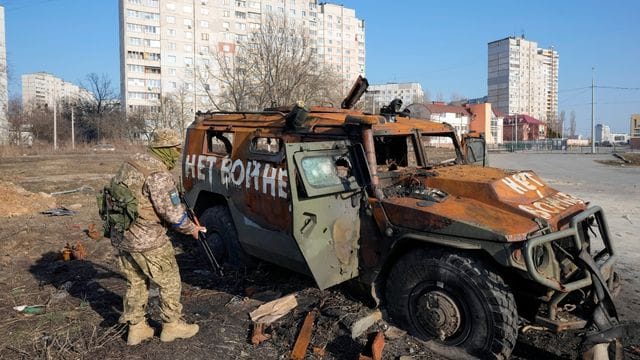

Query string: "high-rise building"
[[119, 0, 365, 119], [364, 82, 424, 113], [487, 36, 558, 125], [21, 72, 92, 109], [0, 6, 8, 144]]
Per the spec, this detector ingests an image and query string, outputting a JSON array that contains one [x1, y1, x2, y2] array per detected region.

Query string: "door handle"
[[300, 212, 317, 234]]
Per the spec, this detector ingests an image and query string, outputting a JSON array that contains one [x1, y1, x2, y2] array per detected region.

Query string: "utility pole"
[[71, 106, 75, 150], [53, 98, 57, 150], [591, 67, 595, 154]]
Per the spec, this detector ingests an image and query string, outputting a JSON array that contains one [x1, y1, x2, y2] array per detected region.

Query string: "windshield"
[[373, 135, 419, 171], [421, 134, 460, 166]]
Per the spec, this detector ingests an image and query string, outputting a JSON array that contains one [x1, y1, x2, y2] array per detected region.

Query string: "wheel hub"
[[417, 290, 461, 340]]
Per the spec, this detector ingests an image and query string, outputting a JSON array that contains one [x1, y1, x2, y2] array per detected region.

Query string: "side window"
[[294, 149, 360, 197], [301, 155, 352, 189], [250, 136, 284, 162], [251, 137, 282, 154], [206, 131, 233, 155]]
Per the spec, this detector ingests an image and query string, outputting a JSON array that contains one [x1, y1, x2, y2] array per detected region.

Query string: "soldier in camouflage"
[[110, 128, 205, 345]]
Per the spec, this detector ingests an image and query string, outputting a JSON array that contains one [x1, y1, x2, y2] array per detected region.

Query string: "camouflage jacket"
[[110, 152, 196, 252]]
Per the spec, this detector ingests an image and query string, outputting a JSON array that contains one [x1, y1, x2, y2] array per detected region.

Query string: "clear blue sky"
[[3, 0, 639, 134]]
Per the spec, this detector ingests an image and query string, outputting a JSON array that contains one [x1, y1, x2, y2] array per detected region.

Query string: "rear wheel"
[[385, 248, 517, 359], [199, 205, 254, 271]]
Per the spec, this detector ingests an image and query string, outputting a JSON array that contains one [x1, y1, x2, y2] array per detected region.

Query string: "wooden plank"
[[290, 310, 317, 360], [249, 294, 298, 324]]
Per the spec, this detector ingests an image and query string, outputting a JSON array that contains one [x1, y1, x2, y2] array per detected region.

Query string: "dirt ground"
[[0, 151, 638, 360]]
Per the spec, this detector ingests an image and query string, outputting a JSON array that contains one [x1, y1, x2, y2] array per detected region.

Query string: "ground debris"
[[358, 331, 385, 360], [290, 310, 317, 360], [250, 293, 297, 324], [41, 207, 76, 216], [351, 309, 382, 339], [251, 322, 272, 345]]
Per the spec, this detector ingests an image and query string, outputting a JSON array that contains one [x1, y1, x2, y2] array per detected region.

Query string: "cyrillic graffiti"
[[184, 154, 288, 199], [518, 192, 584, 220]]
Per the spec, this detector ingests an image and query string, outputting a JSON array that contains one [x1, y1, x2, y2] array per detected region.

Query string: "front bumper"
[[522, 206, 619, 331]]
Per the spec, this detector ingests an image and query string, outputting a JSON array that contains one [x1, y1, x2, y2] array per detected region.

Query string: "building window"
[[201, 32, 209, 40], [167, 55, 176, 64], [168, 28, 176, 36], [168, 42, 176, 50], [127, 64, 144, 72], [166, 2, 176, 10], [200, 20, 209, 28]]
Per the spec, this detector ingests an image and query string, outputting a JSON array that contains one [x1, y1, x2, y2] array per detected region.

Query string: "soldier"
[[109, 128, 205, 345]]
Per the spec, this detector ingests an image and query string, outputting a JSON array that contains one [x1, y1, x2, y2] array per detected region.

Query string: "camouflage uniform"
[[111, 134, 196, 325]]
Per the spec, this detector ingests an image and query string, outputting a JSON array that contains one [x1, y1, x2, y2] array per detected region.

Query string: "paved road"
[[491, 152, 640, 320]]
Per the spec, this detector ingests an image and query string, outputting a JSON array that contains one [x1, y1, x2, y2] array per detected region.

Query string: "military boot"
[[160, 320, 199, 342], [127, 321, 154, 345]]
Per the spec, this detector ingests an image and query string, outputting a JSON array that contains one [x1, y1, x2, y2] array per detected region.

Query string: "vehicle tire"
[[385, 248, 518, 359], [199, 205, 254, 271]]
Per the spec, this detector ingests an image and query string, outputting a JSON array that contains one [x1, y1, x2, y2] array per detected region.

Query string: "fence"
[[489, 140, 630, 154]]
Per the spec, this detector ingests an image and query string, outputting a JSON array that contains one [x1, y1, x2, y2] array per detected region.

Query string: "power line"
[[595, 85, 640, 91]]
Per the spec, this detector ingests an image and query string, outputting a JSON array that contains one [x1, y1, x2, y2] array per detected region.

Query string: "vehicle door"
[[462, 134, 488, 166], [285, 140, 363, 289]]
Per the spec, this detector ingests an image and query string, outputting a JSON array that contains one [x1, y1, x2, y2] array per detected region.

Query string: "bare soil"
[[0, 152, 638, 360]]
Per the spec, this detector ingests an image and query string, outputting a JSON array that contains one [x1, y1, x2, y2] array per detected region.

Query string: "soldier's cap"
[[150, 128, 181, 148]]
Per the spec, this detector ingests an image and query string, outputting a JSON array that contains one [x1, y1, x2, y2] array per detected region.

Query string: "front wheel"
[[385, 248, 518, 359], [199, 205, 255, 271]]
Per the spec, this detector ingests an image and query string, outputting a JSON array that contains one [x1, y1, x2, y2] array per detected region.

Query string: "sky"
[[2, 0, 639, 135]]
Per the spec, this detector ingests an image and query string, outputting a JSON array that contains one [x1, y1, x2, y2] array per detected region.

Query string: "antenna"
[[520, 29, 525, 39]]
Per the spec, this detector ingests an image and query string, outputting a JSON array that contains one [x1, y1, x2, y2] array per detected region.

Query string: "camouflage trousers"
[[117, 241, 183, 324]]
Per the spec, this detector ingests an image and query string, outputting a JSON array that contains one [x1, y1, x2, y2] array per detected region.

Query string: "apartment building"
[[21, 72, 92, 109], [487, 36, 558, 125], [119, 0, 365, 118], [364, 82, 424, 114], [0, 6, 7, 143]]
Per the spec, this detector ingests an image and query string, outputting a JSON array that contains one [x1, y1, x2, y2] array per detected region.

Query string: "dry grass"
[[0, 140, 146, 158]]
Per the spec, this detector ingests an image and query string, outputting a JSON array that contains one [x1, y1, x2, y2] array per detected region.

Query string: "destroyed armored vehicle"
[[181, 78, 620, 358]]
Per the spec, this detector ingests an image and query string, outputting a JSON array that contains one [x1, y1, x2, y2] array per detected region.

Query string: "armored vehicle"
[[181, 78, 620, 358]]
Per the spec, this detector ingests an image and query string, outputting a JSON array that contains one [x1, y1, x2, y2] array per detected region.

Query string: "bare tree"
[[199, 14, 344, 111], [76, 73, 126, 141], [159, 87, 192, 138], [570, 110, 576, 137], [81, 73, 117, 115]]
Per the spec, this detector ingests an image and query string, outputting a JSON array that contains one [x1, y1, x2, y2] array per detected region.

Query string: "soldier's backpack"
[[97, 161, 153, 237]]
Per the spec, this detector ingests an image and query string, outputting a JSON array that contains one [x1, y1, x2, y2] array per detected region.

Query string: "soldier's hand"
[[191, 225, 207, 240]]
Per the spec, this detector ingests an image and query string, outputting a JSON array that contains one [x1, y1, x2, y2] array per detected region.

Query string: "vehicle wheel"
[[199, 205, 254, 271], [385, 248, 517, 359]]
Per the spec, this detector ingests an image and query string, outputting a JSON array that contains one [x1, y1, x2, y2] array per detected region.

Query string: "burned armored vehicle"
[[181, 78, 620, 358]]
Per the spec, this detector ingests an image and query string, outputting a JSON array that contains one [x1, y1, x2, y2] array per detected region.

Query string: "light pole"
[[591, 67, 595, 154]]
